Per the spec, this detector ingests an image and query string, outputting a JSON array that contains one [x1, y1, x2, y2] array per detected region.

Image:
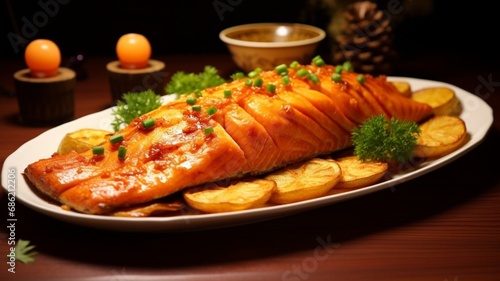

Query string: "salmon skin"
[[24, 64, 433, 215]]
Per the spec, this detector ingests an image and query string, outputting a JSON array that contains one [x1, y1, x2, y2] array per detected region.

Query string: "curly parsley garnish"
[[165, 65, 226, 98], [111, 90, 162, 132], [352, 115, 421, 163]]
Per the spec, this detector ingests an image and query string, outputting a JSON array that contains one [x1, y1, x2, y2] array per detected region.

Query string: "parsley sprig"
[[352, 115, 421, 163], [111, 90, 162, 132], [165, 65, 226, 97]]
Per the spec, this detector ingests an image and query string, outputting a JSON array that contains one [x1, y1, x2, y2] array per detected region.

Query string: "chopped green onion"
[[142, 118, 155, 129], [312, 55, 325, 67], [109, 134, 124, 144], [253, 77, 263, 87], [118, 145, 127, 159], [275, 64, 288, 75], [92, 146, 105, 155], [231, 72, 246, 80], [296, 68, 309, 77], [266, 83, 276, 93], [186, 96, 197, 105], [245, 79, 253, 86], [308, 73, 320, 84], [282, 75, 291, 85], [194, 90, 203, 97], [334, 65, 343, 74], [206, 106, 217, 116], [224, 89, 231, 98], [248, 68, 262, 78], [331, 73, 342, 82], [356, 75, 366, 83], [289, 61, 299, 69], [192, 105, 202, 111], [343, 61, 354, 72], [204, 127, 214, 135]]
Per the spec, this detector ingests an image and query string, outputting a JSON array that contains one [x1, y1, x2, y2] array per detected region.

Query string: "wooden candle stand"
[[106, 59, 166, 103], [14, 67, 76, 125]]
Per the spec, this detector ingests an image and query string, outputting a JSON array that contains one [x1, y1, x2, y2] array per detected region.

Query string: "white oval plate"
[[1, 78, 493, 232]]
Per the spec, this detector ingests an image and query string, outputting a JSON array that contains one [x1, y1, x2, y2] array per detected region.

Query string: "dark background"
[[1, 0, 498, 71]]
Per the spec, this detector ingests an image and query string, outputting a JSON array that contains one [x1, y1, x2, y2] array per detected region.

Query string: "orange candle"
[[24, 39, 61, 78], [116, 33, 152, 69]]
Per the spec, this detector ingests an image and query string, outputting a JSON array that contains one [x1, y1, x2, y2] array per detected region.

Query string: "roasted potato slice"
[[58, 128, 112, 155], [414, 115, 467, 158], [411, 87, 461, 116], [183, 178, 276, 213], [391, 81, 412, 97], [111, 201, 185, 217], [264, 158, 341, 204], [335, 156, 388, 189]]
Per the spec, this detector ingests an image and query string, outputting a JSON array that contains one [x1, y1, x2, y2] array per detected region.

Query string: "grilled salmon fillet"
[[24, 64, 433, 214]]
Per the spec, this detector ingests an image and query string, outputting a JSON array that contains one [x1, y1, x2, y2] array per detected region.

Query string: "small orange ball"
[[24, 39, 61, 78], [116, 33, 152, 69]]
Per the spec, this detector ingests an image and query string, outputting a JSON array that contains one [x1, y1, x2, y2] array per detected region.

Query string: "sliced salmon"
[[24, 63, 433, 215]]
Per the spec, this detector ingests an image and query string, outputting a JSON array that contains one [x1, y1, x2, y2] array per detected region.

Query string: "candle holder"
[[14, 67, 76, 125], [106, 59, 166, 103]]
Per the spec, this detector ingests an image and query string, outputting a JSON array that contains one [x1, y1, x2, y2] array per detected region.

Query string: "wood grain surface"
[[1, 53, 498, 281]]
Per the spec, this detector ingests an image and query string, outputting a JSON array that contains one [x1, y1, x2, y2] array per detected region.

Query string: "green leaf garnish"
[[14, 239, 37, 264], [352, 115, 421, 163], [111, 90, 162, 132], [230, 72, 246, 80], [165, 65, 226, 97]]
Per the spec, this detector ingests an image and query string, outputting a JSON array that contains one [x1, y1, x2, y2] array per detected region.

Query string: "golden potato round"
[[390, 81, 412, 97], [414, 115, 467, 158], [111, 202, 184, 217], [411, 87, 461, 116], [58, 128, 112, 155], [265, 158, 341, 204], [183, 178, 276, 213], [335, 156, 388, 189]]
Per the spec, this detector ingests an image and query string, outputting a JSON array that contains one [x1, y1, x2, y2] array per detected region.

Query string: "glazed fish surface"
[[24, 64, 433, 215]]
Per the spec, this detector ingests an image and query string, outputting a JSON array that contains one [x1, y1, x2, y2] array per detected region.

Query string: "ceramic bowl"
[[220, 23, 326, 73]]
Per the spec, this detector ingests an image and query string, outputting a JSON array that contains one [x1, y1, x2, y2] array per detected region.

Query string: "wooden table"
[[1, 52, 499, 281]]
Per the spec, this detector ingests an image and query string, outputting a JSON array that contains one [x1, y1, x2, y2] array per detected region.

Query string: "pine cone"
[[332, 1, 396, 75]]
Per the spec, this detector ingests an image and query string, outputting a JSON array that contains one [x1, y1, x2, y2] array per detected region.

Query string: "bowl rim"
[[219, 22, 326, 48]]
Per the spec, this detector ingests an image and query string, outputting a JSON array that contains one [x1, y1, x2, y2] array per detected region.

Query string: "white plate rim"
[[1, 77, 494, 232]]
